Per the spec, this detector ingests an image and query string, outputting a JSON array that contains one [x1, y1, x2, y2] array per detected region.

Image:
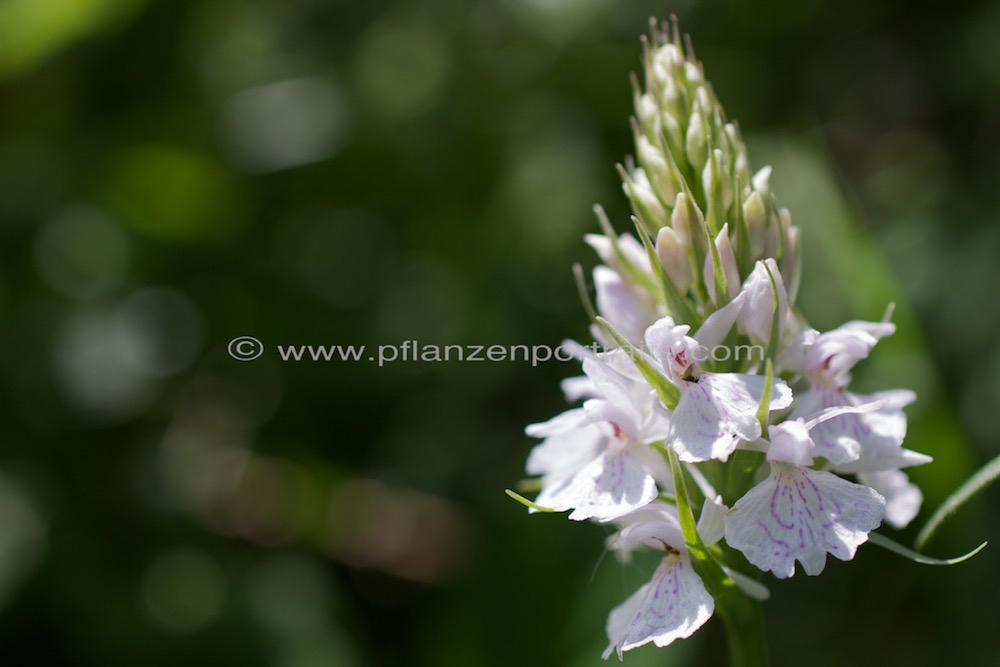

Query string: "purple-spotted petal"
[[738, 259, 788, 345], [791, 387, 930, 473], [693, 293, 744, 349], [802, 320, 895, 385], [536, 445, 657, 522], [766, 419, 814, 467], [643, 317, 696, 380], [837, 391, 930, 472], [561, 375, 596, 402], [585, 233, 652, 275], [603, 554, 713, 659], [668, 373, 792, 462], [525, 407, 590, 439], [696, 495, 728, 546], [858, 469, 922, 529], [608, 502, 685, 557], [788, 386, 862, 465], [724, 464, 885, 578], [594, 265, 651, 345], [525, 422, 605, 482]]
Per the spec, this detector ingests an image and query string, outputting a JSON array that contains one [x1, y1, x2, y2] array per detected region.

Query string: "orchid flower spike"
[[516, 18, 934, 662]]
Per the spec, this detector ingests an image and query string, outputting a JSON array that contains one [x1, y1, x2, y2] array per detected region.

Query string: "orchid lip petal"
[[669, 372, 792, 463], [801, 400, 886, 431], [603, 554, 714, 659], [537, 447, 658, 522], [724, 464, 886, 578]]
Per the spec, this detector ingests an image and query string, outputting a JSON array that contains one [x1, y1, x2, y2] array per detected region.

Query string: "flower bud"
[[782, 225, 800, 304], [684, 61, 703, 86], [652, 43, 682, 81], [738, 259, 788, 345], [743, 191, 767, 258], [703, 223, 741, 303], [775, 208, 793, 261], [702, 149, 734, 225], [670, 192, 693, 247], [637, 136, 678, 204], [622, 165, 668, 228], [686, 109, 707, 174], [724, 123, 750, 185], [584, 231, 650, 278], [752, 165, 772, 196], [673, 191, 710, 290], [763, 216, 781, 260], [778, 207, 792, 233], [694, 86, 711, 115], [635, 92, 661, 137], [656, 226, 692, 291], [660, 104, 684, 156]]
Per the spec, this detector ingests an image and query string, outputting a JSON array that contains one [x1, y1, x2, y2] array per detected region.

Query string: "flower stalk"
[[667, 446, 768, 667], [716, 596, 769, 667]]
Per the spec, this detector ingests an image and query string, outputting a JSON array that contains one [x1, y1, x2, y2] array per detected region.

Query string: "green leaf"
[[762, 261, 781, 361], [705, 147, 724, 238], [666, 447, 711, 563], [618, 163, 666, 229], [571, 262, 599, 323], [701, 200, 730, 309], [868, 532, 986, 566], [631, 215, 667, 304], [631, 215, 698, 324], [595, 316, 681, 410], [756, 358, 773, 434], [675, 193, 710, 305], [593, 204, 659, 296], [504, 489, 555, 513], [733, 172, 752, 277], [915, 452, 1000, 550]]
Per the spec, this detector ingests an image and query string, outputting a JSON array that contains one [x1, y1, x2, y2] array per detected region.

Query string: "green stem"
[[663, 446, 770, 666], [716, 594, 769, 667]]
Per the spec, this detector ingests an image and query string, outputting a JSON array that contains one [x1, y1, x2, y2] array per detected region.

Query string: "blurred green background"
[[1, 0, 998, 665]]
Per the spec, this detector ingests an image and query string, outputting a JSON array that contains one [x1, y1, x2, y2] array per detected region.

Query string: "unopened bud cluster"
[[611, 22, 799, 331]]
